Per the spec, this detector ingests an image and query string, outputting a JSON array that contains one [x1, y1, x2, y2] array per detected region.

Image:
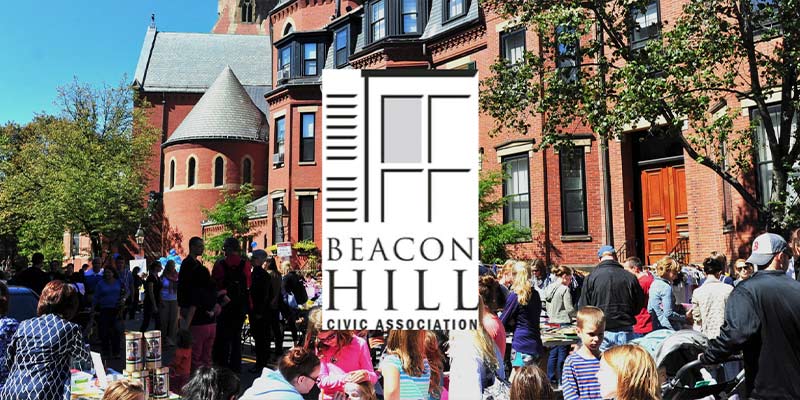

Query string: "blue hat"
[[597, 245, 615, 258]]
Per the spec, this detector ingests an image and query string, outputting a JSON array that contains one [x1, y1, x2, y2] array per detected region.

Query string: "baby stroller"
[[640, 330, 744, 400]]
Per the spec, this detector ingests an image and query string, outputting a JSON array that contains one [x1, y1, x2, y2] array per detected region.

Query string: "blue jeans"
[[600, 328, 635, 352], [547, 345, 569, 384]]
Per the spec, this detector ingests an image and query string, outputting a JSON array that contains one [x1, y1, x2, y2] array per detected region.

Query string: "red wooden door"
[[641, 165, 689, 265]]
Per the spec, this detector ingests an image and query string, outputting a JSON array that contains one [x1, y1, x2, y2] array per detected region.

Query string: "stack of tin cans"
[[122, 331, 170, 399]]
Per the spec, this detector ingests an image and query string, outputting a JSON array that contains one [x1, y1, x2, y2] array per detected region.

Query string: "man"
[[701, 233, 800, 398], [178, 237, 204, 330], [281, 260, 308, 346], [84, 257, 104, 296], [578, 245, 645, 351], [211, 237, 251, 373], [10, 252, 50, 295], [49, 260, 66, 281], [623, 256, 654, 337], [115, 255, 134, 319], [789, 228, 800, 280], [248, 250, 270, 372]]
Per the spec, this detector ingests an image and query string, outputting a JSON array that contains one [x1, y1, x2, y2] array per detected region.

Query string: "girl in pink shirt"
[[315, 330, 378, 399]]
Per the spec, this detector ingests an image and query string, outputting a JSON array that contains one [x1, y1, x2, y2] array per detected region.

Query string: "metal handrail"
[[669, 236, 690, 265]]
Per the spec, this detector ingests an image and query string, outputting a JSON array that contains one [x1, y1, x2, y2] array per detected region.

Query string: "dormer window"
[[444, 0, 467, 22], [303, 43, 318, 76], [371, 0, 386, 41], [335, 27, 350, 67]]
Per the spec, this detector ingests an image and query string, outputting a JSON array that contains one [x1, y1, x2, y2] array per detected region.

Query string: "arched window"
[[214, 156, 224, 187], [283, 23, 294, 35], [187, 157, 196, 187], [241, 0, 254, 23], [169, 160, 175, 189], [242, 158, 252, 184]]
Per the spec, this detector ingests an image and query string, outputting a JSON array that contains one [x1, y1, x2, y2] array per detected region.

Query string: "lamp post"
[[135, 225, 145, 258]]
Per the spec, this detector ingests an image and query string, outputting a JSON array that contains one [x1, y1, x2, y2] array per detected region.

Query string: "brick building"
[[132, 0, 777, 268]]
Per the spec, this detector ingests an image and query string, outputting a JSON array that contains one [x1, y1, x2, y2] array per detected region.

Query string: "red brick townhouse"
[[132, 0, 778, 268]]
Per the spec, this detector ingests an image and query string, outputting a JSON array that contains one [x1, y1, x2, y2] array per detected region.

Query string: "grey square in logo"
[[382, 96, 421, 163]]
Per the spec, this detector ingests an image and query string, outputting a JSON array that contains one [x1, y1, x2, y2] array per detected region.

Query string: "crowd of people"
[[0, 228, 799, 399]]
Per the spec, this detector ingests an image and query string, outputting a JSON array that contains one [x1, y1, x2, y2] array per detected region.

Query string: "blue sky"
[[0, 1, 218, 124]]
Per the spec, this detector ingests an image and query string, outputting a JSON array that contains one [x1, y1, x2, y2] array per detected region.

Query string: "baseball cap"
[[746, 232, 787, 267], [597, 245, 615, 258]]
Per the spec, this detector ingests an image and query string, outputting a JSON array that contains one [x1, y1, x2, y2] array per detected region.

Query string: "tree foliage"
[[481, 0, 800, 231], [479, 171, 531, 263], [0, 78, 158, 257], [202, 184, 255, 259]]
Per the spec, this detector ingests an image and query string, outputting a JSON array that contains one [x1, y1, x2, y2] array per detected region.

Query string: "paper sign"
[[277, 242, 292, 257], [129, 259, 147, 273], [90, 351, 108, 389]]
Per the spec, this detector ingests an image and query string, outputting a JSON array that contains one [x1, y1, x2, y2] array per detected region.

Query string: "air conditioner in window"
[[277, 68, 290, 82], [273, 153, 284, 165]]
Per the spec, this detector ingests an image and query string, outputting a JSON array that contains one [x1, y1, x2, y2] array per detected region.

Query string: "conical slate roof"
[[164, 66, 267, 146]]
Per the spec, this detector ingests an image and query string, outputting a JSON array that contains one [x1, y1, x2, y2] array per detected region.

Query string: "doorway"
[[633, 133, 689, 265]]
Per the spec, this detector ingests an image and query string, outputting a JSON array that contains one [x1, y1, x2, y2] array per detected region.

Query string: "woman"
[[423, 331, 445, 400], [129, 266, 142, 319], [733, 258, 753, 286], [448, 314, 502, 398], [500, 261, 544, 382], [0, 281, 20, 391], [648, 256, 685, 331], [140, 261, 162, 332], [509, 365, 555, 400], [305, 310, 378, 399], [182, 366, 240, 400], [101, 379, 145, 400], [240, 346, 321, 400], [531, 259, 551, 302], [265, 257, 283, 358], [380, 330, 431, 400], [94, 266, 124, 360], [544, 265, 576, 385], [1, 281, 90, 400], [597, 344, 660, 400], [478, 275, 505, 360], [160, 260, 179, 347]]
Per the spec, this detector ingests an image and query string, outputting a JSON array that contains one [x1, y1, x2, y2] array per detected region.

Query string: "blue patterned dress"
[[0, 317, 20, 392], [0, 313, 90, 400]]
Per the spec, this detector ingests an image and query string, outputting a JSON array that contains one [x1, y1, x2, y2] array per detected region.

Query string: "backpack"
[[221, 258, 249, 316]]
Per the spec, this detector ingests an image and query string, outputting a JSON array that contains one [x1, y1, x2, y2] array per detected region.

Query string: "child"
[[561, 306, 605, 400], [169, 329, 192, 394]]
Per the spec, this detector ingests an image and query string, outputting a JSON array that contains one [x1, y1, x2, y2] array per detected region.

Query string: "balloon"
[[159, 257, 168, 267], [251, 242, 257, 249], [169, 249, 177, 256]]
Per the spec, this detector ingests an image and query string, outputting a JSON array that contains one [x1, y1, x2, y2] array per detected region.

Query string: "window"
[[559, 147, 588, 235], [752, 105, 798, 203], [371, 0, 386, 41], [300, 113, 315, 162], [187, 157, 196, 187], [279, 46, 291, 80], [298, 196, 314, 241], [241, 0, 254, 23], [502, 154, 530, 229], [274, 117, 285, 166], [556, 25, 579, 83], [169, 160, 175, 189], [501, 29, 525, 64], [283, 23, 294, 35], [303, 43, 318, 76], [631, 0, 659, 50], [71, 231, 80, 257], [214, 156, 224, 187], [272, 198, 284, 244], [335, 27, 349, 67], [751, 0, 780, 36], [242, 158, 252, 184], [444, 0, 466, 21], [402, 0, 418, 33]]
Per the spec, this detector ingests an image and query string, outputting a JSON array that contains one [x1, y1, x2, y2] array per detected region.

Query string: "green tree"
[[202, 184, 255, 260], [479, 171, 531, 263], [481, 0, 800, 231], [0, 78, 159, 257]]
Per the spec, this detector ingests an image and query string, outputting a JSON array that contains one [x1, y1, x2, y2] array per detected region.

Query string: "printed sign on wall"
[[322, 69, 479, 331]]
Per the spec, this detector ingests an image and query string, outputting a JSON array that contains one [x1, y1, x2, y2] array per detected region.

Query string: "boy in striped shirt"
[[561, 306, 605, 400]]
